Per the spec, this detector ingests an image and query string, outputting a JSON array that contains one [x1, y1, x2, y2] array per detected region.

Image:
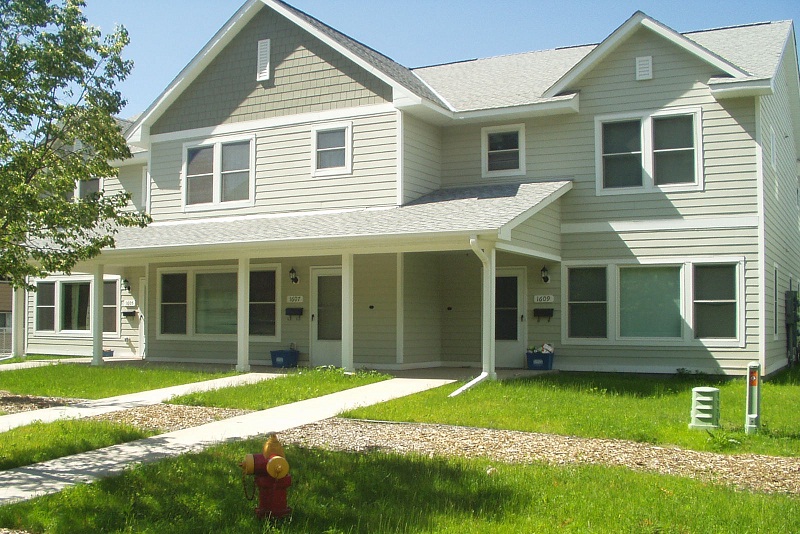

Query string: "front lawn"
[[345, 367, 800, 456], [0, 440, 797, 533]]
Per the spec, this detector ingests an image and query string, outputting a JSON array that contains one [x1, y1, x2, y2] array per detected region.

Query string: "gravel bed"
[[278, 418, 800, 496], [0, 391, 86, 414], [88, 404, 252, 432]]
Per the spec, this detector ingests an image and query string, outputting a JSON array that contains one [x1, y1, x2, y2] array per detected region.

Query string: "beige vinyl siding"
[[510, 202, 561, 258], [148, 112, 397, 221], [403, 253, 442, 364], [440, 253, 482, 364], [402, 114, 442, 204], [760, 51, 800, 375], [353, 254, 397, 365], [109, 164, 146, 213], [152, 6, 391, 135]]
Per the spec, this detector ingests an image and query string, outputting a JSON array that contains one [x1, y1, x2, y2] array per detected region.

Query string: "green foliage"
[[346, 370, 800, 456], [0, 419, 153, 470], [169, 367, 390, 410], [1, 442, 799, 533], [0, 0, 149, 289], [0, 363, 235, 399]]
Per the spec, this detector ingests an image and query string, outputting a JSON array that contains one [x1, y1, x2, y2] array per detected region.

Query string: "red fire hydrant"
[[240, 434, 292, 519]]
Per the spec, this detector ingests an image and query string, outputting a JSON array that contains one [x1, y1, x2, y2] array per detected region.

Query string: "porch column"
[[470, 238, 497, 379], [342, 253, 354, 372], [91, 263, 104, 366], [11, 286, 25, 357], [236, 257, 250, 372]]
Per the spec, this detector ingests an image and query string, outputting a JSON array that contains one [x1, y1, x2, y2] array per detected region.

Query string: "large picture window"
[[34, 279, 119, 335], [158, 267, 279, 340], [619, 266, 681, 338], [596, 108, 701, 194], [184, 137, 254, 208], [568, 267, 607, 338]]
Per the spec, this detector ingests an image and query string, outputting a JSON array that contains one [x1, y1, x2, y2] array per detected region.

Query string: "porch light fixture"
[[289, 267, 299, 284], [541, 266, 550, 284], [121, 279, 131, 292]]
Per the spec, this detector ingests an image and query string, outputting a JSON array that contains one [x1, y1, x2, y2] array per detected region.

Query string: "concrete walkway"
[[0, 376, 454, 505]]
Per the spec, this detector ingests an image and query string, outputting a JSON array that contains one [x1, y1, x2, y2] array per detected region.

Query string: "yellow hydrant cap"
[[267, 456, 289, 479], [240, 454, 255, 475], [263, 435, 286, 458]]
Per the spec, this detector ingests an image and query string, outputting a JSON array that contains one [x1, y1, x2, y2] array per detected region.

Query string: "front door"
[[495, 268, 526, 368], [311, 267, 342, 366]]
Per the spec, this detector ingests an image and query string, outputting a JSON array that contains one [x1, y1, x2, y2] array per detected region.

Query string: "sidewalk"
[[0, 376, 454, 505]]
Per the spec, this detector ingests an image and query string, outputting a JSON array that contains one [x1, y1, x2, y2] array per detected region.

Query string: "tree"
[[0, 0, 149, 290]]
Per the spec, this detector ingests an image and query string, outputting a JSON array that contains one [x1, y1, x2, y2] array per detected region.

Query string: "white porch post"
[[91, 263, 104, 366], [236, 257, 251, 372], [342, 253, 355, 372], [470, 238, 497, 379], [11, 287, 25, 357]]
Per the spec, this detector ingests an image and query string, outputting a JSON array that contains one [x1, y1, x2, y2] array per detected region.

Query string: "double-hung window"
[[567, 267, 607, 338], [184, 136, 254, 209], [481, 124, 526, 178], [158, 267, 279, 340], [312, 122, 352, 176], [34, 278, 119, 335], [596, 108, 702, 194]]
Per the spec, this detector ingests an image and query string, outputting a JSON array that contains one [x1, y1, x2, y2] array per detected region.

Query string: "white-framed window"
[[66, 178, 102, 201], [34, 277, 119, 336], [312, 122, 352, 176], [564, 258, 744, 347], [595, 107, 703, 195], [157, 266, 280, 341], [182, 135, 255, 210], [481, 124, 526, 178]]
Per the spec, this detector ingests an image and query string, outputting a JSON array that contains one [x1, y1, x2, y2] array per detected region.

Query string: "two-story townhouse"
[[14, 0, 800, 378]]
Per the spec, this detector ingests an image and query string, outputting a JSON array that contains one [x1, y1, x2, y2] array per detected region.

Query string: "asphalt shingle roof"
[[111, 181, 571, 252]]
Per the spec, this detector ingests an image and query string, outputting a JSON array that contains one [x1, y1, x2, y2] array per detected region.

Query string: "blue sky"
[[83, 0, 800, 118]]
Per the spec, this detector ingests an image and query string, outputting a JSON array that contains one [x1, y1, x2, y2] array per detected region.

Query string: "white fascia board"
[[110, 151, 149, 168], [126, 0, 262, 148], [543, 11, 746, 98], [709, 77, 774, 99], [497, 181, 573, 240]]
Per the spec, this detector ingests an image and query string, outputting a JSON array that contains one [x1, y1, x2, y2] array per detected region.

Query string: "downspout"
[[449, 237, 496, 397]]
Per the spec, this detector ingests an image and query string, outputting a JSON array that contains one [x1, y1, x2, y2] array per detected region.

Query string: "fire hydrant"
[[240, 434, 292, 519]]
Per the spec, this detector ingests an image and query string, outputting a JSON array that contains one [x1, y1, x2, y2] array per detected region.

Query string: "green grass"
[[169, 367, 390, 410], [344, 367, 800, 456], [0, 440, 797, 533], [0, 363, 235, 399], [0, 420, 154, 470], [0, 354, 83, 365]]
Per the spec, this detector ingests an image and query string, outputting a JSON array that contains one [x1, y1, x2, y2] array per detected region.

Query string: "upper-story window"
[[595, 107, 702, 195], [65, 178, 101, 201], [481, 124, 526, 178], [183, 135, 255, 210], [312, 122, 352, 176]]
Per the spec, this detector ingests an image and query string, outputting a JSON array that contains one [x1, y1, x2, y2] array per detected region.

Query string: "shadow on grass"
[[512, 371, 733, 398], [0, 441, 519, 534]]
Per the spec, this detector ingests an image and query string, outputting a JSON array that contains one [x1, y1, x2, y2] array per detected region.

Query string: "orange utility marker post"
[[745, 362, 761, 435], [240, 434, 292, 519]]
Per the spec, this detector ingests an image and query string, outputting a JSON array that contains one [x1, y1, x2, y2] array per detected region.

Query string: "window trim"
[[481, 124, 526, 178], [181, 134, 256, 212], [156, 265, 281, 343], [595, 107, 703, 196], [311, 122, 353, 177], [33, 276, 120, 338], [562, 257, 745, 348]]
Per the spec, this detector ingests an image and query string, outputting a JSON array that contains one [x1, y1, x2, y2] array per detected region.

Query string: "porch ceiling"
[[102, 180, 571, 262]]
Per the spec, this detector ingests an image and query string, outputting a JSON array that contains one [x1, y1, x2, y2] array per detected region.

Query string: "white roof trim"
[[543, 11, 748, 98], [709, 77, 774, 98], [498, 181, 572, 239]]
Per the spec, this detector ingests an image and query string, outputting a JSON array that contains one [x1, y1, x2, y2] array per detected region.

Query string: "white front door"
[[495, 268, 527, 368], [310, 267, 342, 367]]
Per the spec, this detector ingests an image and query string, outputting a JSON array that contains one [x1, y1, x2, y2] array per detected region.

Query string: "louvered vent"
[[635, 56, 653, 81], [257, 39, 271, 81]]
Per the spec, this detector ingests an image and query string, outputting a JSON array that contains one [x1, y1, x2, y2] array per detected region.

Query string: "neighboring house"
[[16, 0, 800, 377]]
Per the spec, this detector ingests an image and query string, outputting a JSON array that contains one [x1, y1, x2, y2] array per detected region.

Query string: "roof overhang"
[[543, 11, 749, 99], [709, 77, 774, 99]]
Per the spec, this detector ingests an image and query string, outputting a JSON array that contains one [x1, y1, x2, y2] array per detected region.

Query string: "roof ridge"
[[412, 43, 597, 71], [683, 19, 790, 36]]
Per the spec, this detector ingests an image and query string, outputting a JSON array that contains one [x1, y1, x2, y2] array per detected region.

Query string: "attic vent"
[[257, 39, 271, 81], [635, 56, 653, 81]]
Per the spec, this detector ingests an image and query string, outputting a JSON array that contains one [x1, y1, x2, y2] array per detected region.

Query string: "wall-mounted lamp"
[[289, 267, 299, 284], [541, 266, 550, 284], [121, 279, 131, 292]]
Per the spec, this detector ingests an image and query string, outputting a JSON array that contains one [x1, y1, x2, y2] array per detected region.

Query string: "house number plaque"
[[533, 295, 555, 304], [287, 296, 304, 303]]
